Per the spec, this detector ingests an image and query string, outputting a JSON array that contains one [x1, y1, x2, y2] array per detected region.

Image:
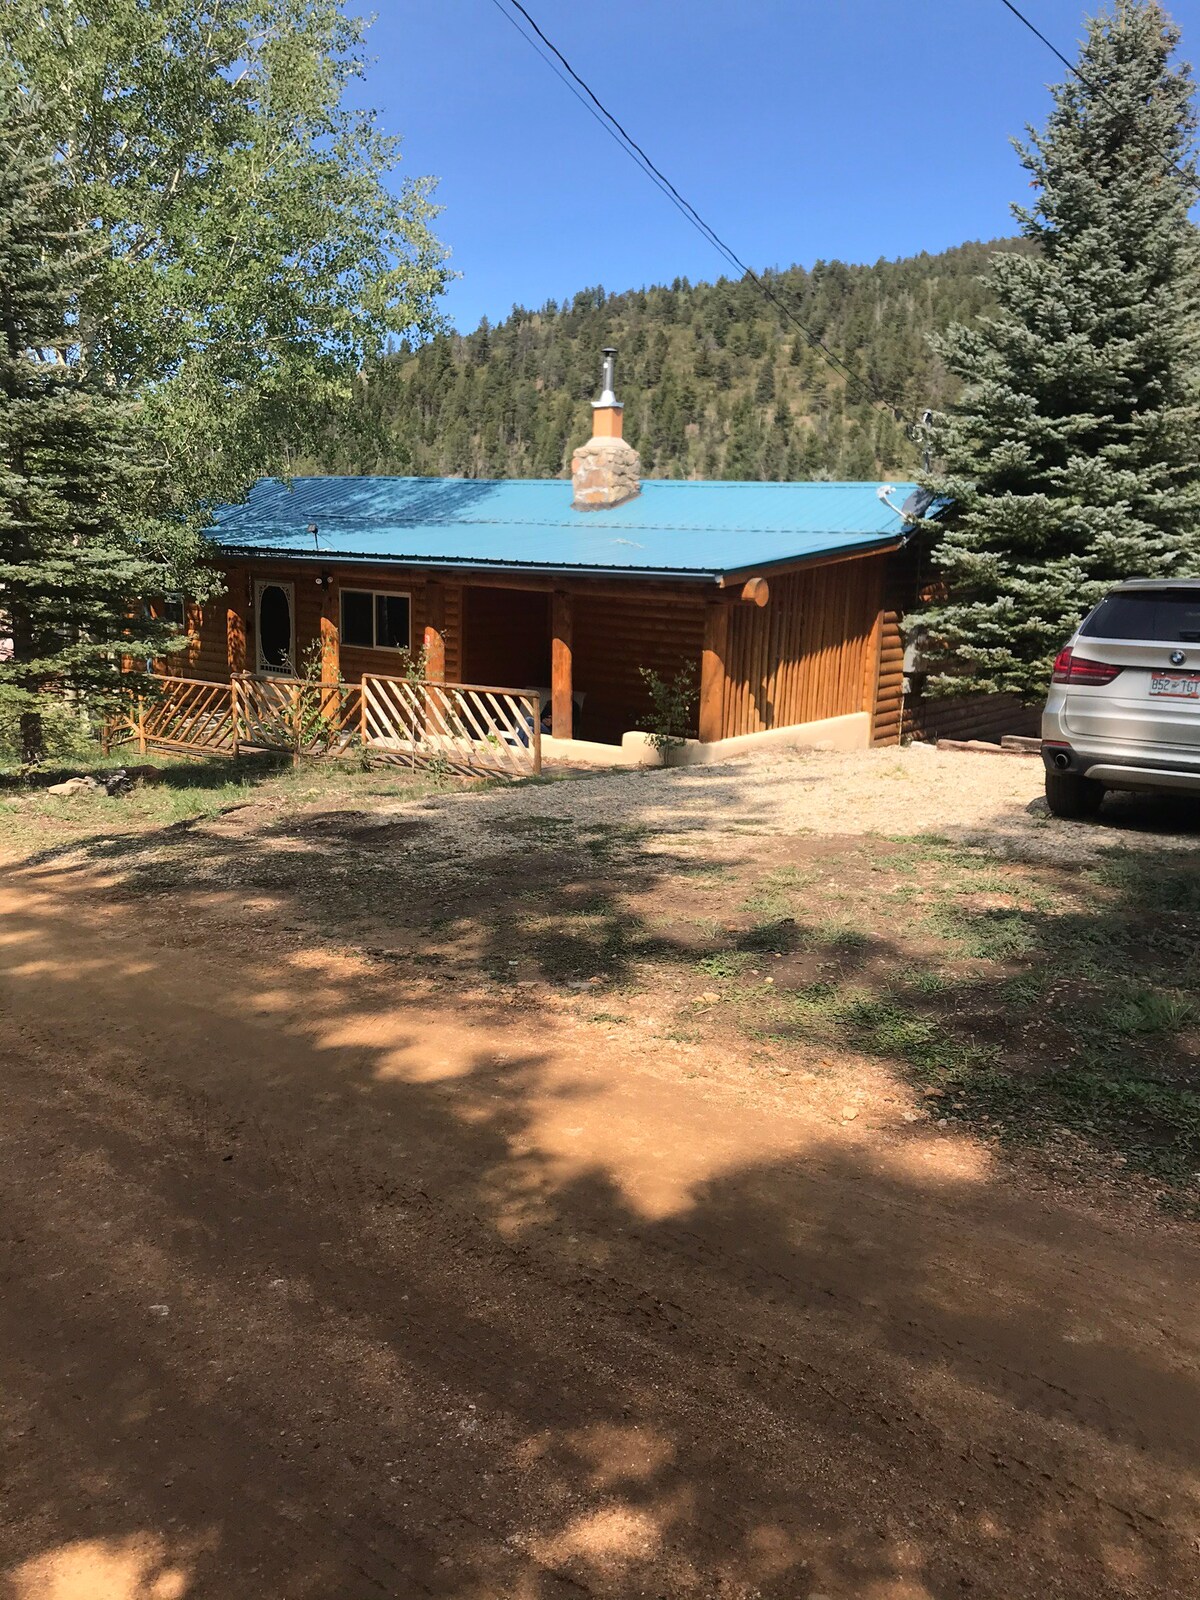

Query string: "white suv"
[[1042, 579, 1200, 818]]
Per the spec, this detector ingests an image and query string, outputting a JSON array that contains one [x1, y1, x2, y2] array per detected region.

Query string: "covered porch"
[[174, 468, 920, 761], [171, 542, 888, 760], [184, 560, 710, 746]]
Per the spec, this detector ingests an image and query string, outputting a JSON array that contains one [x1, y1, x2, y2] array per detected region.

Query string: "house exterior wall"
[[872, 547, 913, 746], [170, 563, 464, 685], [572, 588, 706, 745], [872, 542, 1041, 746], [461, 587, 551, 687], [903, 690, 1040, 744], [719, 556, 886, 738], [174, 597, 233, 681], [169, 553, 894, 747]]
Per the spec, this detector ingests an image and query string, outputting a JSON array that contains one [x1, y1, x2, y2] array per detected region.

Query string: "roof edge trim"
[[209, 546, 724, 583], [716, 535, 905, 587]]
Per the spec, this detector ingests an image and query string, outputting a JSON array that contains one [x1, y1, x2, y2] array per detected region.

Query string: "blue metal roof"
[[208, 476, 919, 581]]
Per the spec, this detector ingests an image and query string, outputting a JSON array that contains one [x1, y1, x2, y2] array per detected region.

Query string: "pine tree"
[[724, 395, 762, 479], [297, 238, 1023, 482], [761, 424, 788, 481], [919, 0, 1200, 698], [0, 104, 176, 764], [644, 329, 669, 387]]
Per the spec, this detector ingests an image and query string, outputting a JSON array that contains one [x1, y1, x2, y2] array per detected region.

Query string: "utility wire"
[[997, 0, 1195, 187], [484, 0, 897, 416], [997, 0, 1079, 79], [482, 3, 712, 272]]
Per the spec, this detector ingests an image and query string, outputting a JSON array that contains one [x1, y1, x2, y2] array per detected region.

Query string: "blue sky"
[[365, 0, 1200, 331]]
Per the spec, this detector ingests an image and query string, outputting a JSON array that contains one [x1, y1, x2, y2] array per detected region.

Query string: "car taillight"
[[1050, 647, 1073, 682], [1051, 646, 1123, 686]]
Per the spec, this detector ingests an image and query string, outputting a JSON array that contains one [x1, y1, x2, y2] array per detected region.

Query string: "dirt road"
[[2, 759, 1199, 1598]]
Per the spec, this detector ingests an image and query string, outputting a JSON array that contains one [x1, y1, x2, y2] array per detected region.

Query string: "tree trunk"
[[19, 708, 44, 767], [8, 604, 44, 766]]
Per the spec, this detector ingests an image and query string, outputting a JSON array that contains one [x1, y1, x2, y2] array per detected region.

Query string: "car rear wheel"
[[1044, 771, 1105, 819]]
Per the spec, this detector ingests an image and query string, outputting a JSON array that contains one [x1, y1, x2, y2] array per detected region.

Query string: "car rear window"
[[1080, 590, 1200, 642]]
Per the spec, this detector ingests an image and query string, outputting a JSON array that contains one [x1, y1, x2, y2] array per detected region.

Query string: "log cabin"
[[173, 355, 1034, 758]]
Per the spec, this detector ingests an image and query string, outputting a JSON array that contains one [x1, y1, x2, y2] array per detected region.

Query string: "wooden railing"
[[362, 675, 541, 776], [110, 676, 237, 756], [112, 671, 540, 777], [231, 673, 362, 762]]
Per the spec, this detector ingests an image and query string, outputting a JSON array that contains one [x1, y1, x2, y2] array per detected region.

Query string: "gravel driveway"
[[382, 743, 1200, 862]]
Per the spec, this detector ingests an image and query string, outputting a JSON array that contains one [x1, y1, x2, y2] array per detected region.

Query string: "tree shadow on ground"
[[0, 750, 290, 793], [1035, 787, 1200, 839], [1, 775, 1198, 1599]]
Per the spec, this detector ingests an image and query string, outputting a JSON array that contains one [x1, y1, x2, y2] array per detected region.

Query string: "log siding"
[[720, 556, 886, 737], [169, 551, 891, 747], [872, 541, 1040, 746]]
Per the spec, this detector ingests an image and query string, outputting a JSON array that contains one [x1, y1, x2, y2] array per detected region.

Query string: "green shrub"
[[637, 663, 698, 755]]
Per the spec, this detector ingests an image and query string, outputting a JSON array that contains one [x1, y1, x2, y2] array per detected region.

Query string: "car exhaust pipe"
[[1052, 750, 1071, 770]]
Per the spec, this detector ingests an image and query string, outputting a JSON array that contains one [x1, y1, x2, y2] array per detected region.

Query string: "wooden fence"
[[112, 676, 237, 756], [114, 672, 541, 777], [361, 674, 541, 777], [231, 673, 363, 760]]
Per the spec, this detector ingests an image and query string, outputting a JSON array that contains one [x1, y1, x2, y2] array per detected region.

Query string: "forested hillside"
[[300, 239, 1021, 482]]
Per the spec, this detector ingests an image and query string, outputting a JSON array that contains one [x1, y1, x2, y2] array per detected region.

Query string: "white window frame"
[[254, 579, 296, 675], [340, 587, 413, 653]]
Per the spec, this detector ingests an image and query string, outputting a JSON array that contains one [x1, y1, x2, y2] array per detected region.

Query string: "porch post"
[[423, 580, 446, 682], [227, 569, 251, 675], [551, 589, 573, 740], [699, 599, 729, 744], [227, 606, 247, 675], [319, 577, 340, 720]]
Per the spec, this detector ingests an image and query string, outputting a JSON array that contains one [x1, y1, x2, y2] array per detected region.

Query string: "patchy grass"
[[673, 860, 735, 884], [741, 864, 821, 917], [1, 750, 273, 847], [812, 917, 872, 954], [671, 834, 1200, 1200], [923, 904, 1038, 961], [697, 950, 754, 980], [1090, 988, 1196, 1039], [0, 748, 450, 856], [753, 983, 996, 1081], [907, 970, 955, 997], [952, 1060, 1200, 1187], [6, 751, 1198, 1207], [997, 974, 1045, 1007]]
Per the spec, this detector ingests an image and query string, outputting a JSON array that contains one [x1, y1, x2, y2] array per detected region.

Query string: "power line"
[[997, 0, 1078, 79], [484, 0, 898, 416], [481, 3, 711, 267], [997, 0, 1195, 187]]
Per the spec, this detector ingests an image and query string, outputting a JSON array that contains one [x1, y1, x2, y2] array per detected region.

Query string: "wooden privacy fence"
[[361, 674, 541, 776], [116, 672, 541, 777]]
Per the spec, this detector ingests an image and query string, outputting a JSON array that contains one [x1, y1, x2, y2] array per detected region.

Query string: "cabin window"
[[160, 593, 186, 628], [340, 588, 411, 652]]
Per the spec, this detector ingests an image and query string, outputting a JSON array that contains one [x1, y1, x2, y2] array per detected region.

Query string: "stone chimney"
[[571, 348, 642, 510]]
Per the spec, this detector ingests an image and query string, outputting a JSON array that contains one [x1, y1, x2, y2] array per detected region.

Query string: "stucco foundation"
[[542, 711, 871, 769]]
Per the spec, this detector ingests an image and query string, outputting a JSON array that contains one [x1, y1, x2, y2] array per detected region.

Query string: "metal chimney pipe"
[[598, 347, 617, 406]]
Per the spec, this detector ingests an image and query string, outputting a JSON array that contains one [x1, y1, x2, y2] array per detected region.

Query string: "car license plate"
[[1149, 672, 1200, 698]]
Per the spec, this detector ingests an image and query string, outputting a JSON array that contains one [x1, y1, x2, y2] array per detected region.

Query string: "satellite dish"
[[901, 487, 936, 522]]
